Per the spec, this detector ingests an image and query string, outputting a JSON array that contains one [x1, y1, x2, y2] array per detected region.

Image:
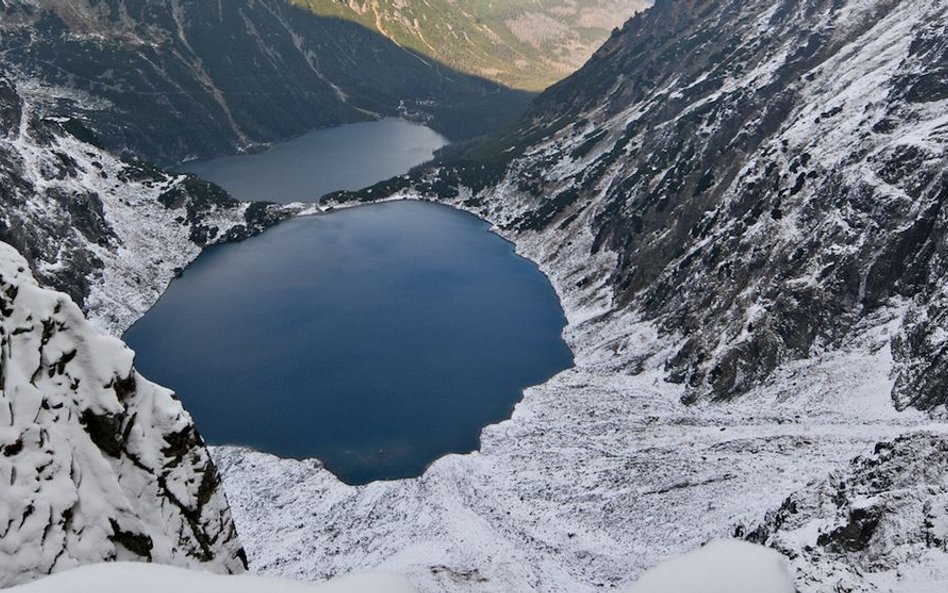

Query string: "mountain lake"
[[125, 119, 573, 484]]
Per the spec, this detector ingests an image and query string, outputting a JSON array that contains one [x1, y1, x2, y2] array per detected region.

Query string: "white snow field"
[[622, 540, 794, 593], [6, 541, 795, 593], [6, 562, 416, 593]]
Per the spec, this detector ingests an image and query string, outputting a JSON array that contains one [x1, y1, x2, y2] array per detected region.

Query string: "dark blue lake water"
[[126, 121, 572, 485]]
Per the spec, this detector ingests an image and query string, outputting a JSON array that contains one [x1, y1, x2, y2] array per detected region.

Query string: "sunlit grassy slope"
[[290, 0, 650, 91]]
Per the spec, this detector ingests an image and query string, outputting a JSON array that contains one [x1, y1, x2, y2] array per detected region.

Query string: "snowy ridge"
[[218, 0, 948, 591], [473, 0, 948, 407], [0, 241, 246, 587], [0, 73, 290, 335]]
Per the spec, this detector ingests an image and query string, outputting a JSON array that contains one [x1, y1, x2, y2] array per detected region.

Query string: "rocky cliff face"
[[0, 73, 290, 335], [0, 0, 531, 164], [0, 240, 247, 587], [371, 0, 948, 409]]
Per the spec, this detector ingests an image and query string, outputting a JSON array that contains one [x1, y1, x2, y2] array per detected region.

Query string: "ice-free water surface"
[[177, 118, 448, 202], [126, 121, 573, 485]]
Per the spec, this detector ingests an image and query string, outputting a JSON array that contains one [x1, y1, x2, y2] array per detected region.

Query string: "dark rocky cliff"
[[0, 72, 289, 333]]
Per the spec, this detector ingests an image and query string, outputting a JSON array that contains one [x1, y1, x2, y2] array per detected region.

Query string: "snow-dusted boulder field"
[[0, 241, 246, 587]]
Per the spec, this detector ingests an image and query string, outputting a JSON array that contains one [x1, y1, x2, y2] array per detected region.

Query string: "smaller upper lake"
[[177, 118, 447, 202]]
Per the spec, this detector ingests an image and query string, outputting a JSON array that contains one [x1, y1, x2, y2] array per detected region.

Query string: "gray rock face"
[[0, 0, 532, 164], [0, 73, 289, 334], [392, 0, 948, 408], [0, 240, 247, 587], [741, 432, 948, 591]]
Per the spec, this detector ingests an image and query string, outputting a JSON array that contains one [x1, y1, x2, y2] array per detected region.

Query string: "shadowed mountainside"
[[0, 0, 533, 164]]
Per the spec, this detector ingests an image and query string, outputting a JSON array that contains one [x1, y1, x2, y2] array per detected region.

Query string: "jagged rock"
[[740, 433, 948, 591], [0, 240, 246, 587]]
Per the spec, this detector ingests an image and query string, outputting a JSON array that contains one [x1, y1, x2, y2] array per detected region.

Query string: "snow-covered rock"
[[742, 432, 948, 592], [7, 562, 415, 593], [0, 240, 246, 588]]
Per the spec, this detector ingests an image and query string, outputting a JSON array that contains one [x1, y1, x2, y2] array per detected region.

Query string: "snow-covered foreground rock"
[[622, 540, 794, 593], [0, 241, 245, 587], [7, 562, 416, 593], [6, 542, 792, 593]]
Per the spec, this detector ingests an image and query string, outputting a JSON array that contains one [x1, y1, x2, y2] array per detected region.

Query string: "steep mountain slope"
[[0, 73, 291, 335], [0, 0, 531, 164], [291, 0, 650, 91], [361, 0, 948, 409], [218, 1, 948, 591], [0, 240, 246, 588]]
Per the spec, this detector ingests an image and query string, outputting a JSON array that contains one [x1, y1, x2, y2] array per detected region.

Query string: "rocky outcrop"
[[740, 432, 948, 591], [0, 240, 246, 588], [0, 73, 290, 334], [0, 0, 531, 164]]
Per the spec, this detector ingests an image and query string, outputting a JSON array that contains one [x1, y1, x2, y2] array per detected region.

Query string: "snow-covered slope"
[[216, 0, 948, 591], [214, 344, 945, 593], [0, 73, 290, 335], [471, 0, 948, 409], [8, 562, 415, 593], [345, 0, 948, 408], [0, 241, 246, 588]]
